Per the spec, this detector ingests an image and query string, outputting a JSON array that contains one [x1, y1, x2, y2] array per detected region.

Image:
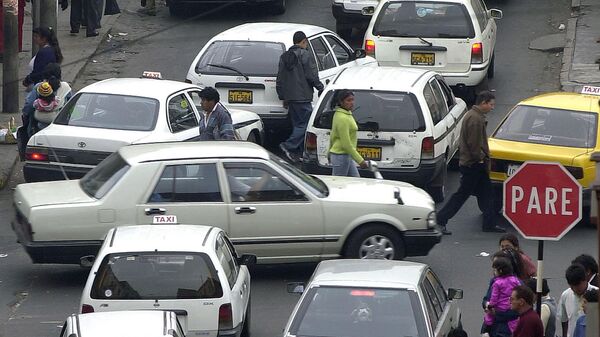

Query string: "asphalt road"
[[1, 0, 595, 336]]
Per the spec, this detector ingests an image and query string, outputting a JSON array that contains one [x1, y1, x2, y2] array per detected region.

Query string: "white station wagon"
[[59, 311, 186, 337], [12, 141, 441, 264]]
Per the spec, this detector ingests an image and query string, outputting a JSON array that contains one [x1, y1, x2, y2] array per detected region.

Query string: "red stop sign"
[[503, 162, 582, 240]]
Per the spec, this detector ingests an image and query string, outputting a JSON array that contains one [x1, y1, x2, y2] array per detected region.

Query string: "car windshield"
[[91, 252, 223, 300], [289, 286, 427, 337], [196, 41, 286, 77], [269, 154, 329, 197], [314, 90, 425, 132], [493, 105, 598, 148], [373, 1, 475, 38], [54, 93, 159, 131], [80, 153, 130, 199]]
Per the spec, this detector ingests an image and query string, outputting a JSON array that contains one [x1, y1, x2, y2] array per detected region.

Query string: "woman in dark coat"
[[22, 27, 63, 88]]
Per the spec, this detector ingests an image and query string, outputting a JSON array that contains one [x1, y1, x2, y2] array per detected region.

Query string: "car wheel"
[[246, 130, 261, 145], [344, 224, 405, 260], [269, 0, 286, 15], [241, 297, 251, 337], [428, 163, 447, 203], [336, 22, 352, 41], [487, 53, 495, 79]]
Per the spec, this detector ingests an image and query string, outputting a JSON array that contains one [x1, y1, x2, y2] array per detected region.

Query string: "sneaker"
[[441, 225, 452, 235], [482, 225, 506, 233], [279, 143, 295, 162]]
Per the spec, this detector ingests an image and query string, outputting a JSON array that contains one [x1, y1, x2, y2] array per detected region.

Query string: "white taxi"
[[303, 66, 467, 202], [23, 75, 264, 182], [284, 259, 464, 337], [12, 141, 440, 265], [79, 225, 254, 337], [332, 0, 381, 39], [59, 311, 186, 337], [185, 23, 375, 132], [364, 0, 502, 101]]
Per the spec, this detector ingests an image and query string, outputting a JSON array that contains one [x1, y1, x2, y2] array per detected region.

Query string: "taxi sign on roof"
[[581, 85, 600, 96], [142, 71, 163, 79]]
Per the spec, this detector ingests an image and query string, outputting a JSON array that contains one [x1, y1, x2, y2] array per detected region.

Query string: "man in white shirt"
[[558, 264, 599, 337]]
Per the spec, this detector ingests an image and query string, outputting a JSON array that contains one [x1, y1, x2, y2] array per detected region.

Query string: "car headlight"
[[427, 212, 437, 229]]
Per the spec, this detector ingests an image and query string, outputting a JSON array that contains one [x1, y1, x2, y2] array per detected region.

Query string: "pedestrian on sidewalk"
[[499, 233, 536, 280], [525, 278, 557, 337], [572, 254, 599, 287], [329, 90, 368, 177], [436, 91, 505, 235], [510, 285, 544, 337], [482, 257, 521, 337], [22, 27, 63, 88], [276, 31, 324, 162], [558, 263, 599, 337], [196, 87, 235, 141], [67, 0, 103, 37]]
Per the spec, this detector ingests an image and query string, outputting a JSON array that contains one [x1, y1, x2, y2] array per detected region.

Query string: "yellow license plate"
[[357, 147, 382, 161], [228, 90, 253, 104], [411, 52, 435, 66]]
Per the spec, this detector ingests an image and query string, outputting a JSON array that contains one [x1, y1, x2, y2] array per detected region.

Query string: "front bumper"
[[23, 162, 92, 182], [332, 3, 372, 26], [403, 229, 442, 256]]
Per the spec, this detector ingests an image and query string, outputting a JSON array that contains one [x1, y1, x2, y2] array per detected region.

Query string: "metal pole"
[[536, 240, 544, 315], [31, 0, 40, 56], [39, 0, 57, 32], [3, 0, 20, 114]]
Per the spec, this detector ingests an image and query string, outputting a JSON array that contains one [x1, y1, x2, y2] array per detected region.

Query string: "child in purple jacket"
[[483, 257, 522, 335]]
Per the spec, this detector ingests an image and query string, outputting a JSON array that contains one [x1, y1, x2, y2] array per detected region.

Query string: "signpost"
[[503, 161, 582, 313]]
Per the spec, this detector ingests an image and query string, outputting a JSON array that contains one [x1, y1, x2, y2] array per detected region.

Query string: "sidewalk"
[[561, 0, 600, 92], [0, 1, 133, 189]]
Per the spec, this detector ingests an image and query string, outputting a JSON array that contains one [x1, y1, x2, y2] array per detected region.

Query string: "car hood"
[[489, 137, 591, 166], [317, 175, 434, 209], [28, 124, 153, 152], [14, 180, 94, 213], [230, 108, 261, 125]]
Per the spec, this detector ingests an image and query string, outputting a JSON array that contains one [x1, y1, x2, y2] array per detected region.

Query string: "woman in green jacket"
[[329, 90, 368, 177]]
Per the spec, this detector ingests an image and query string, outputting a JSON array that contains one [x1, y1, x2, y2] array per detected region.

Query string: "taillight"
[[305, 132, 317, 153], [471, 42, 483, 64], [421, 137, 434, 159], [218, 303, 233, 330], [81, 304, 94, 313], [25, 147, 49, 162], [365, 39, 375, 57]]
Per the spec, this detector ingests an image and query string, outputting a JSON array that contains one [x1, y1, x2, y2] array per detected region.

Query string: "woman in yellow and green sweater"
[[329, 90, 368, 177]]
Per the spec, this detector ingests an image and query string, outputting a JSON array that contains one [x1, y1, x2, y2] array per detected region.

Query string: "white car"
[[185, 22, 375, 132], [12, 141, 440, 265], [303, 66, 467, 202], [79, 225, 254, 337], [284, 259, 464, 337], [23, 76, 264, 182], [59, 311, 186, 337], [332, 0, 381, 39], [364, 0, 502, 100]]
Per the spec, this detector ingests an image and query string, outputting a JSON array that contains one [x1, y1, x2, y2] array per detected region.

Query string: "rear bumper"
[[11, 228, 102, 264], [23, 162, 91, 182], [332, 3, 372, 26], [441, 62, 489, 87], [403, 229, 442, 256], [218, 321, 244, 337]]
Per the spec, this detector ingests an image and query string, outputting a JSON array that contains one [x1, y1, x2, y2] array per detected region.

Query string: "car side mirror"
[[447, 288, 463, 300], [287, 282, 305, 294], [80, 255, 95, 268], [353, 48, 367, 60], [489, 9, 503, 19], [238, 254, 257, 266]]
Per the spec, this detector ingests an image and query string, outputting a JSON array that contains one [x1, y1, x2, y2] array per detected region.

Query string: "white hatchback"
[[303, 66, 467, 202], [185, 22, 375, 132], [364, 0, 502, 99], [60, 311, 186, 337], [79, 225, 254, 337]]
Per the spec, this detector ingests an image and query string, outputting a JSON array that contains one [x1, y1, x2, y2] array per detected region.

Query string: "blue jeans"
[[331, 153, 359, 177], [282, 102, 312, 154]]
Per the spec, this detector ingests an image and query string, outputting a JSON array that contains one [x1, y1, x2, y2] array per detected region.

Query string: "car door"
[[471, 0, 494, 62], [423, 79, 449, 160], [425, 270, 460, 336], [215, 233, 249, 329], [220, 160, 324, 262], [308, 35, 339, 88], [166, 92, 200, 141], [136, 162, 229, 231], [323, 33, 372, 71], [436, 75, 465, 157]]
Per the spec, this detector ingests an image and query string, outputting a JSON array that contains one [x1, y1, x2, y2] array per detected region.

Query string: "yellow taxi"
[[488, 87, 600, 217]]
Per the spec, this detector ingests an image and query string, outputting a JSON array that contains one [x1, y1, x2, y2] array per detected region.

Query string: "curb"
[[0, 145, 19, 190], [560, 17, 579, 92]]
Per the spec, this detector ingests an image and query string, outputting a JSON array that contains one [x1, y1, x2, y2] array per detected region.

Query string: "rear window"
[[80, 153, 130, 199], [493, 105, 598, 148], [91, 252, 223, 300], [373, 1, 475, 38], [55, 93, 159, 131], [313, 90, 425, 132], [196, 41, 286, 77], [288, 286, 427, 337]]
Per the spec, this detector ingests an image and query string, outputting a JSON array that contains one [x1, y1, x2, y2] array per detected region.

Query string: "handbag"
[[105, 0, 121, 15]]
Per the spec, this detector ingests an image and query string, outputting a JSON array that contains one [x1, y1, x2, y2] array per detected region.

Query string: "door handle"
[[145, 208, 167, 215], [235, 207, 256, 214]]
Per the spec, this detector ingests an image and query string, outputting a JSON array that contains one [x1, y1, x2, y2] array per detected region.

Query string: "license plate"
[[357, 147, 382, 161], [228, 90, 253, 104], [506, 164, 520, 176], [411, 52, 435, 66]]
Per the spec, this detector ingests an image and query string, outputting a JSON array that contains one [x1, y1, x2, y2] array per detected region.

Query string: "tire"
[[336, 22, 352, 41], [241, 297, 251, 337], [246, 130, 261, 145], [344, 224, 405, 260], [487, 53, 495, 79], [269, 0, 286, 15], [428, 162, 447, 203]]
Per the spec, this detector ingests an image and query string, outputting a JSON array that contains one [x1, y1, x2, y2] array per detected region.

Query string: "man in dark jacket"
[[66, 0, 103, 37], [197, 87, 235, 141], [511, 285, 544, 337], [436, 91, 505, 235], [276, 31, 324, 162]]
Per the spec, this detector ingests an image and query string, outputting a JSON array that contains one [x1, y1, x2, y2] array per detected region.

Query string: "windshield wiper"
[[418, 36, 433, 46], [207, 63, 249, 81]]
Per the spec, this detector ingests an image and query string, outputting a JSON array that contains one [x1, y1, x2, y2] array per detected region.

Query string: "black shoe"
[[441, 226, 452, 235], [70, 28, 79, 34], [482, 225, 506, 233], [279, 143, 295, 162], [86, 31, 99, 37]]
